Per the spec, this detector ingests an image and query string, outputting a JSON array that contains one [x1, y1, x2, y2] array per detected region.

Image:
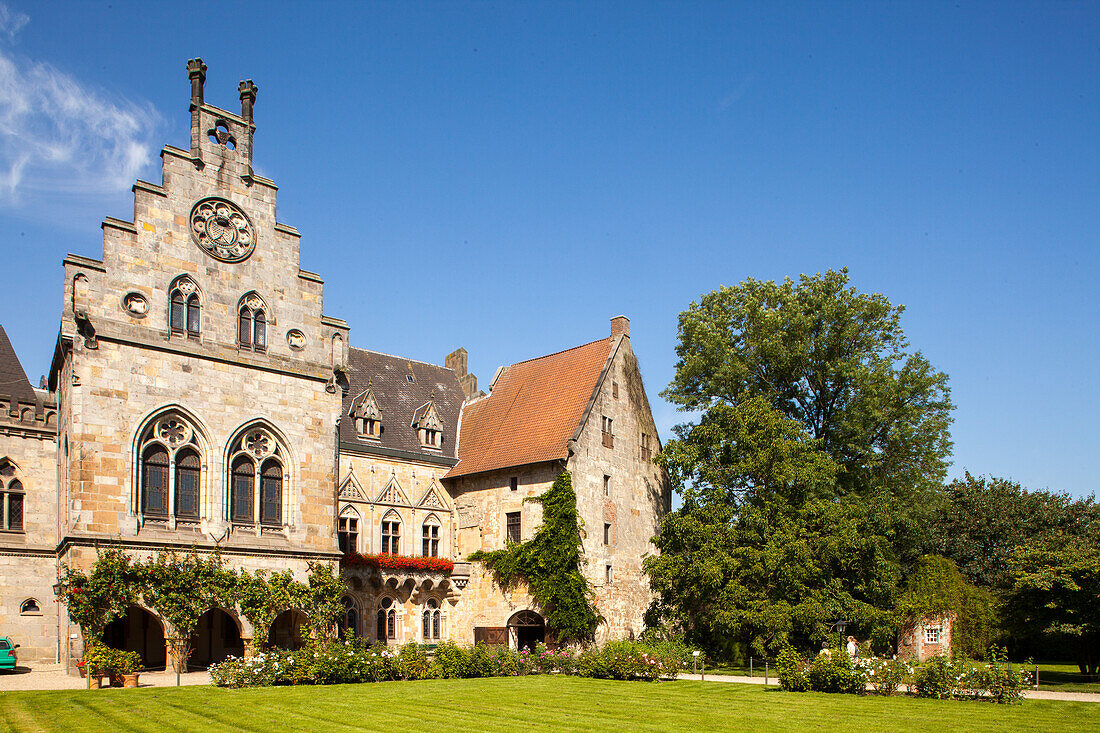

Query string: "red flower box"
[[342, 552, 454, 573]]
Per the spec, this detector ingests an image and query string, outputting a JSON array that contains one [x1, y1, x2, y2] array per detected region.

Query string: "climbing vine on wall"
[[470, 472, 603, 644]]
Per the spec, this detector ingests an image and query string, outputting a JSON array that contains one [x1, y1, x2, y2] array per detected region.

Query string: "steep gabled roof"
[[0, 325, 37, 404], [339, 347, 464, 459], [445, 337, 615, 479]]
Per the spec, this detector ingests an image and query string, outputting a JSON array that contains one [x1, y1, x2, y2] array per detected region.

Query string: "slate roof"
[[445, 337, 615, 479], [0, 325, 37, 404], [339, 347, 465, 459]]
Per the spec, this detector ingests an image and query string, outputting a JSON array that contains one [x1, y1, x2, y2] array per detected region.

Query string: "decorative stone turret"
[[185, 58, 258, 177]]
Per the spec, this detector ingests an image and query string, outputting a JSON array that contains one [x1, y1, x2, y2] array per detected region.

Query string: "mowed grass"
[[0, 676, 1096, 733], [1032, 662, 1100, 693]]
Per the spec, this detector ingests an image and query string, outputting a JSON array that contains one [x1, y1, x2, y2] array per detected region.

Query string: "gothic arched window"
[[377, 596, 396, 643], [422, 516, 440, 557], [169, 277, 201, 339], [381, 512, 401, 554], [422, 598, 441, 642], [237, 294, 267, 352], [227, 426, 286, 527], [2, 478, 24, 532], [136, 413, 205, 523]]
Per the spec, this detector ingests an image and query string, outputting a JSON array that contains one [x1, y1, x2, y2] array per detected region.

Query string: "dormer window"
[[350, 381, 383, 440], [413, 393, 444, 450]]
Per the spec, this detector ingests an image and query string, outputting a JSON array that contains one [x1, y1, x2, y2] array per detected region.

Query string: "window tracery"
[[377, 596, 397, 643], [422, 598, 442, 642], [227, 426, 285, 527], [237, 294, 267, 352], [136, 413, 204, 524], [422, 515, 440, 557], [381, 510, 401, 554], [169, 276, 201, 340]]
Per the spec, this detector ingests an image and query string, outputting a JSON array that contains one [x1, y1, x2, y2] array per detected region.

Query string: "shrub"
[[857, 656, 909, 696], [777, 648, 810, 692], [432, 641, 473, 678], [913, 653, 961, 699], [393, 643, 436, 680], [971, 646, 1030, 704], [83, 644, 143, 676], [807, 650, 865, 694], [209, 653, 281, 688]]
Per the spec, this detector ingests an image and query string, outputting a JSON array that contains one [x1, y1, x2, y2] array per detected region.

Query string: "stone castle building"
[[0, 60, 668, 670]]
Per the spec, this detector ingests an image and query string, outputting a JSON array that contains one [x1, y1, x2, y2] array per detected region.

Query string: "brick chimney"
[[610, 315, 630, 339]]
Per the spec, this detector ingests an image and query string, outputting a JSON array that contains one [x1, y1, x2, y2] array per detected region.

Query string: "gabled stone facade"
[[0, 59, 668, 669]]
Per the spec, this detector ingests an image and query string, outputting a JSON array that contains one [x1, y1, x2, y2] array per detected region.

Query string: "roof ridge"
[[348, 345, 456, 372], [507, 336, 611, 368]]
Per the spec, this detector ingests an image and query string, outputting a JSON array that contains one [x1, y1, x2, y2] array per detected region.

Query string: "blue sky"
[[0, 1, 1096, 497]]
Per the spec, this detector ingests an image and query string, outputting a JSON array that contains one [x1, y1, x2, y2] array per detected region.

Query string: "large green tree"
[[646, 270, 954, 656]]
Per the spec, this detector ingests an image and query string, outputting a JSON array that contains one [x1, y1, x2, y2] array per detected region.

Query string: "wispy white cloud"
[[0, 7, 159, 207], [0, 2, 28, 39]]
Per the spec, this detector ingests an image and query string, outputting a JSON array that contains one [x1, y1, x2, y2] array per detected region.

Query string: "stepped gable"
[[340, 347, 464, 458], [446, 337, 614, 479], [0, 325, 37, 404]]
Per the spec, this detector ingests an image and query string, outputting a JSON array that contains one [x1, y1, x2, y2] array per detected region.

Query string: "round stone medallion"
[[189, 197, 255, 262]]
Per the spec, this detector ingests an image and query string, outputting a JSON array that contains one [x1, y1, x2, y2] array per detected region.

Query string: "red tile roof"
[[446, 337, 615, 479]]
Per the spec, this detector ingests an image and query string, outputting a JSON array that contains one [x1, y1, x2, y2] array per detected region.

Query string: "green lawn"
[[0, 677, 1096, 733], [1031, 662, 1100, 693]]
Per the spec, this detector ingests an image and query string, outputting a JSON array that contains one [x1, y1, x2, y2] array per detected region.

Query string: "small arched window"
[[20, 598, 40, 615], [377, 596, 396, 643], [338, 597, 357, 638], [238, 295, 267, 352], [2, 479, 23, 532], [422, 598, 441, 641], [174, 448, 201, 519], [381, 514, 401, 554], [260, 459, 282, 526], [169, 277, 201, 339], [141, 445, 169, 516], [422, 516, 440, 557], [230, 456, 255, 523]]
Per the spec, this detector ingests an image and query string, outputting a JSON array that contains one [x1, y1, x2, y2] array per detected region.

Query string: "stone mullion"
[[167, 451, 177, 529]]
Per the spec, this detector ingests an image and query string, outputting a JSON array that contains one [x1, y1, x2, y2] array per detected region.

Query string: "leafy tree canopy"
[[648, 271, 954, 657]]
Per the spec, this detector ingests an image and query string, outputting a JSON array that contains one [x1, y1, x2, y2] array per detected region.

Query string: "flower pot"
[[110, 672, 125, 688], [123, 673, 140, 688], [88, 676, 101, 689]]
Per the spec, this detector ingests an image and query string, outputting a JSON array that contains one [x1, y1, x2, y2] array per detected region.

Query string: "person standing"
[[846, 635, 858, 659]]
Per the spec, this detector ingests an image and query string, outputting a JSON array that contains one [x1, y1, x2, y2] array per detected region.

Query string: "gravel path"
[[674, 673, 1100, 702], [0, 664, 210, 691]]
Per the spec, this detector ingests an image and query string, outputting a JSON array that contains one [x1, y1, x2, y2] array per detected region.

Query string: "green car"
[[0, 637, 19, 671]]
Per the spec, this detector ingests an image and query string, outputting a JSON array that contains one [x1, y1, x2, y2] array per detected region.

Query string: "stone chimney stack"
[[238, 79, 258, 172], [446, 347, 481, 401], [610, 315, 630, 339], [187, 58, 207, 159]]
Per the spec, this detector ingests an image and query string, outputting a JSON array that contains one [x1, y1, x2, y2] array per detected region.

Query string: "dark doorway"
[[190, 609, 245, 669], [102, 606, 167, 670], [269, 609, 309, 650], [507, 610, 545, 651]]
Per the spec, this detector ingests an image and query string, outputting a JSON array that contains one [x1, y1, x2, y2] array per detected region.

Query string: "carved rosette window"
[[228, 426, 285, 528], [189, 197, 255, 262], [137, 414, 203, 524]]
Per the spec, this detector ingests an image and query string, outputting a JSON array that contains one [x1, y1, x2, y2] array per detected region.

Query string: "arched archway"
[[102, 606, 167, 670], [507, 610, 545, 652], [190, 609, 244, 669], [269, 609, 309, 650]]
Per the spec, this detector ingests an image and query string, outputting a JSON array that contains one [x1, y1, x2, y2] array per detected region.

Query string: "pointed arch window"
[[2, 479, 24, 532], [169, 277, 201, 339], [377, 596, 396, 643], [136, 413, 205, 524], [422, 598, 441, 641], [381, 512, 401, 554], [422, 516, 440, 557], [338, 597, 357, 638], [227, 426, 287, 527], [237, 294, 267, 352]]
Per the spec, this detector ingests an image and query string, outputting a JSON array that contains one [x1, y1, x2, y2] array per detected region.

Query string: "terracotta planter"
[[109, 672, 125, 688], [123, 673, 140, 688], [88, 676, 101, 689]]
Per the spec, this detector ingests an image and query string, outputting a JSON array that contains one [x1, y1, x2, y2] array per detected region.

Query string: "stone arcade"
[[0, 60, 669, 671]]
